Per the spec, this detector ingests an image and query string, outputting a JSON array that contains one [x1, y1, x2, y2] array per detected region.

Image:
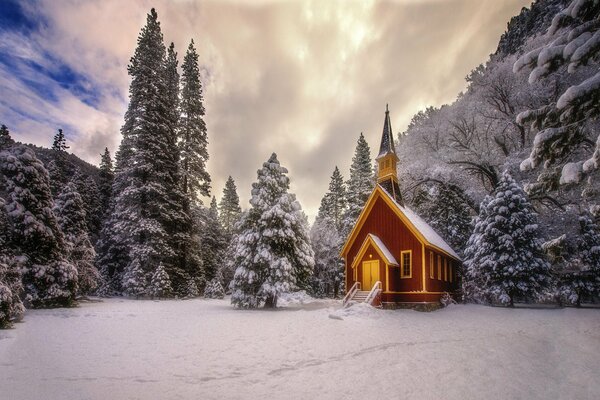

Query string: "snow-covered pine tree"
[[0, 124, 14, 150], [558, 215, 600, 306], [341, 133, 374, 240], [463, 172, 553, 306], [179, 39, 210, 202], [309, 215, 344, 298], [0, 145, 77, 307], [317, 166, 347, 231], [54, 182, 100, 296], [515, 0, 600, 186], [200, 197, 228, 282], [97, 9, 189, 296], [218, 176, 242, 237], [48, 128, 71, 196], [122, 258, 147, 298], [149, 263, 173, 299], [72, 172, 102, 241], [0, 197, 24, 328], [221, 210, 249, 291], [98, 147, 114, 219], [204, 272, 225, 299], [231, 154, 315, 308], [411, 183, 473, 253]]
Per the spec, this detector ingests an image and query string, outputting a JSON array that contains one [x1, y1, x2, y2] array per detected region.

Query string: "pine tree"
[[97, 9, 190, 296], [72, 172, 102, 240], [122, 258, 147, 298], [54, 182, 100, 296], [204, 274, 225, 299], [149, 263, 173, 299], [558, 215, 600, 306], [200, 197, 228, 282], [98, 148, 114, 219], [0, 124, 14, 150], [515, 0, 600, 185], [317, 166, 347, 230], [310, 216, 344, 298], [179, 39, 210, 202], [0, 197, 24, 328], [412, 184, 472, 253], [342, 133, 374, 240], [463, 172, 553, 306], [0, 145, 77, 307], [49, 129, 71, 195], [219, 176, 242, 236], [230, 153, 315, 308]]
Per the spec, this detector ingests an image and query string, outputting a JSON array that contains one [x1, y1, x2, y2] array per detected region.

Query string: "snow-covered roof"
[[379, 185, 461, 260], [368, 234, 398, 265]]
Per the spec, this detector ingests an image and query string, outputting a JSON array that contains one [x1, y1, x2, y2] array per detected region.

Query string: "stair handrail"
[[364, 281, 382, 305], [343, 282, 361, 305]]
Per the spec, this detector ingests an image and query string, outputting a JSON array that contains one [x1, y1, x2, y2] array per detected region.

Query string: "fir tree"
[[179, 39, 210, 201], [558, 215, 600, 306], [0, 197, 24, 328], [122, 258, 147, 298], [204, 274, 225, 299], [0, 124, 14, 150], [149, 263, 173, 299], [98, 147, 114, 219], [0, 145, 77, 307], [97, 9, 190, 296], [310, 215, 344, 298], [516, 0, 600, 186], [218, 176, 242, 236], [463, 172, 553, 306], [342, 133, 374, 240], [412, 183, 472, 253], [54, 182, 100, 296], [230, 154, 315, 309], [72, 172, 102, 240], [49, 129, 71, 195], [200, 197, 228, 282], [317, 166, 347, 231]]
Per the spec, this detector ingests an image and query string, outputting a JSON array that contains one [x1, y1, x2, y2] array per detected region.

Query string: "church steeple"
[[376, 104, 403, 205]]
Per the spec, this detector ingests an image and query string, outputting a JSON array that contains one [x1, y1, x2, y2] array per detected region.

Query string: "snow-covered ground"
[[1, 297, 598, 400]]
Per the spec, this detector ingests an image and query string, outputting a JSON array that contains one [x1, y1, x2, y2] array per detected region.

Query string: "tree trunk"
[[264, 295, 277, 308]]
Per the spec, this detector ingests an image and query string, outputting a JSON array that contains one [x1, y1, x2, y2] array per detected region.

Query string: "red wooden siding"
[[346, 196, 422, 293]]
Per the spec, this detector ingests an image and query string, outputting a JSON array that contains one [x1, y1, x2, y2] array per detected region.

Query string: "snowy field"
[[1, 297, 599, 400]]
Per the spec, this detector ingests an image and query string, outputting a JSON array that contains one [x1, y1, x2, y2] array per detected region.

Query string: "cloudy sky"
[[0, 0, 531, 220]]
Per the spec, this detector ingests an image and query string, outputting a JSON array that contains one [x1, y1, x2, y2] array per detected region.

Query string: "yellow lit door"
[[361, 260, 380, 290]]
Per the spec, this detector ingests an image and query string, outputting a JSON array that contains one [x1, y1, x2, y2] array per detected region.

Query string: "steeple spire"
[[375, 104, 403, 205]]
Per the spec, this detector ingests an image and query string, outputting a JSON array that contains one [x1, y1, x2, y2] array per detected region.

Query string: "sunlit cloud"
[[0, 0, 531, 221]]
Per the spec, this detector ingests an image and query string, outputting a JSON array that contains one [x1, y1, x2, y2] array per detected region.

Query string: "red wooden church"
[[341, 105, 461, 306]]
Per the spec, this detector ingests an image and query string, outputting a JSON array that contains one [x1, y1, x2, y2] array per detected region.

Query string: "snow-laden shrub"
[[204, 277, 225, 299], [148, 263, 173, 299]]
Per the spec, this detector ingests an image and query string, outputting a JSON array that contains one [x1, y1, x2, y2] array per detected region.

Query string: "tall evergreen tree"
[[0, 145, 77, 307], [200, 197, 228, 283], [310, 216, 344, 298], [558, 215, 600, 306], [317, 166, 347, 230], [179, 39, 210, 201], [97, 9, 189, 296], [0, 197, 24, 328], [463, 172, 553, 306], [0, 124, 14, 150], [341, 133, 374, 240], [98, 147, 114, 219], [412, 183, 473, 253], [48, 129, 71, 196], [54, 182, 100, 296], [231, 154, 314, 308], [218, 176, 242, 236]]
